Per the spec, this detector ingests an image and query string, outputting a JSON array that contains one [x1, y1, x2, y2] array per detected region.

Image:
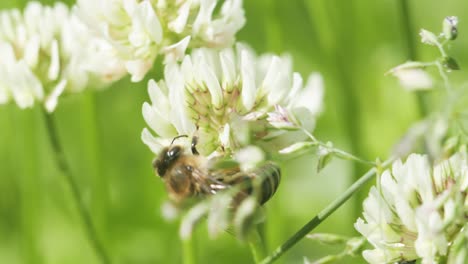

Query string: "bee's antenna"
[[170, 135, 188, 145]]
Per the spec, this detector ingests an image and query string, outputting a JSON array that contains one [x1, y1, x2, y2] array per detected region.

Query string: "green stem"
[[19, 109, 42, 264], [82, 92, 108, 250], [182, 236, 196, 264], [259, 158, 395, 264], [249, 228, 267, 263], [41, 108, 110, 264], [301, 127, 375, 166], [436, 61, 453, 93]]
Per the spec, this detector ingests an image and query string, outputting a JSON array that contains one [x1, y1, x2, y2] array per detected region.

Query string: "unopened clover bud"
[[386, 61, 428, 74], [387, 62, 433, 91], [306, 233, 348, 244], [344, 237, 367, 256], [443, 16, 458, 40], [317, 143, 333, 173], [442, 56, 460, 71], [420, 29, 439, 46], [279, 141, 315, 155]]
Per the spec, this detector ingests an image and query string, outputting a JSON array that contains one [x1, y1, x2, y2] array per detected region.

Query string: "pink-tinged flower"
[[141, 43, 324, 157]]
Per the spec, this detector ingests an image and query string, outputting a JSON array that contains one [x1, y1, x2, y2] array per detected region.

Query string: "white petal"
[[162, 36, 190, 63], [141, 128, 165, 155], [393, 68, 433, 91], [193, 0, 216, 34], [420, 29, 438, 46], [293, 72, 324, 115], [44, 79, 67, 112], [180, 56, 194, 85], [48, 39, 60, 81], [23, 34, 40, 67], [207, 193, 232, 238], [219, 48, 236, 91], [142, 102, 175, 138], [288, 73, 303, 103], [200, 60, 223, 108], [262, 56, 288, 104], [179, 202, 210, 240], [362, 249, 396, 264], [168, 1, 190, 33], [138, 1, 162, 43], [166, 63, 196, 134], [126, 59, 151, 82], [240, 48, 256, 111], [10, 61, 43, 108], [278, 141, 313, 154], [219, 123, 230, 148], [160, 201, 179, 221]]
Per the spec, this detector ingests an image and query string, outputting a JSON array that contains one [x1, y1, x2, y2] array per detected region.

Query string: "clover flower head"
[[76, 0, 246, 82], [355, 150, 468, 264], [0, 2, 126, 112], [141, 43, 324, 159]]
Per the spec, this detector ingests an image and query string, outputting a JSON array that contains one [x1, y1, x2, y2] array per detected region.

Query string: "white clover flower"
[[355, 151, 468, 264], [76, 0, 246, 82], [0, 2, 126, 112], [142, 43, 323, 157]]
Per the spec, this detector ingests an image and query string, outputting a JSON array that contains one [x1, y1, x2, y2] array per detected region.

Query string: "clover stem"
[[259, 158, 394, 264], [42, 108, 110, 264], [249, 227, 267, 263], [182, 236, 197, 264]]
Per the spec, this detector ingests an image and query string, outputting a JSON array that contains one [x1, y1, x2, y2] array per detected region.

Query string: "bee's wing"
[[207, 157, 241, 180], [188, 165, 231, 195]]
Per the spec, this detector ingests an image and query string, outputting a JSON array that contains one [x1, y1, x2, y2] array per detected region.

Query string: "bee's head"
[[153, 145, 183, 177]]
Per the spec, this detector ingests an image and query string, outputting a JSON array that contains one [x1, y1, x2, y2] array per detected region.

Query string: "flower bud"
[[420, 29, 439, 46], [443, 16, 458, 40], [442, 56, 460, 71]]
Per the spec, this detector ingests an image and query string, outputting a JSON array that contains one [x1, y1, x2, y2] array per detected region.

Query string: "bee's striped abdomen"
[[226, 162, 281, 205], [253, 162, 281, 204]]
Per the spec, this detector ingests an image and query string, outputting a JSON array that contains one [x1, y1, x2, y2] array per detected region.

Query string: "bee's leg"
[[191, 136, 199, 155]]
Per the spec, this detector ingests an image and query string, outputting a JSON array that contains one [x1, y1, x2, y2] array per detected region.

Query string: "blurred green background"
[[1, 0, 467, 263]]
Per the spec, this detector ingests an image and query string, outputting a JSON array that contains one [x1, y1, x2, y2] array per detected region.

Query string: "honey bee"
[[153, 135, 281, 206]]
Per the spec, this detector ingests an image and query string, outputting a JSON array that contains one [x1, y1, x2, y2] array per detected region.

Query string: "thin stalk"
[[41, 109, 110, 264], [259, 158, 394, 264], [82, 92, 108, 249], [19, 109, 42, 264], [182, 236, 196, 264], [301, 128, 375, 166], [249, 228, 267, 263], [436, 61, 453, 93]]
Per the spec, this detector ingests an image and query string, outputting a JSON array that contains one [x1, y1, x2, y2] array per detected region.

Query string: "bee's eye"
[[167, 146, 181, 159], [157, 167, 165, 177]]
